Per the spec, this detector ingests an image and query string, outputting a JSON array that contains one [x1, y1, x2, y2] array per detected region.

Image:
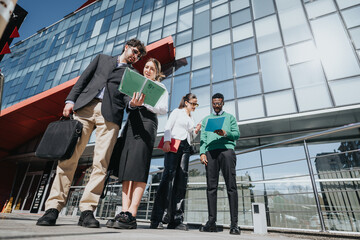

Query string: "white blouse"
[[164, 108, 195, 144], [143, 81, 168, 115]]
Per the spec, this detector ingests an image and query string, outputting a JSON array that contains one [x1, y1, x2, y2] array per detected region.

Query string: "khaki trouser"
[[45, 100, 120, 212]]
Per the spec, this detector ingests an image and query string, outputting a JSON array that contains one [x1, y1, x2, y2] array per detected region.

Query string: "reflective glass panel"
[[252, 0, 275, 19], [349, 27, 360, 49], [222, 100, 236, 118], [236, 74, 261, 98], [291, 60, 332, 111], [211, 3, 229, 20], [305, 0, 336, 19], [212, 16, 230, 34], [235, 55, 258, 78], [176, 29, 192, 45], [91, 18, 104, 38], [231, 8, 251, 27], [212, 30, 231, 49], [178, 6, 193, 32], [191, 68, 210, 88], [164, 1, 178, 25], [262, 145, 307, 165], [254, 15, 282, 52], [149, 29, 162, 43], [342, 5, 360, 28], [163, 23, 176, 38], [128, 9, 142, 30], [236, 150, 262, 169], [260, 49, 291, 92], [212, 80, 235, 100], [232, 23, 254, 42], [237, 167, 263, 181], [276, 0, 312, 45], [329, 77, 360, 106], [191, 85, 211, 107], [180, 0, 193, 8], [151, 7, 165, 31], [336, 0, 360, 9], [171, 73, 190, 110], [265, 90, 297, 116], [192, 105, 211, 124], [194, 9, 210, 40], [286, 41, 318, 65], [193, 0, 210, 39], [237, 95, 265, 120], [192, 37, 210, 70], [176, 43, 191, 59], [234, 38, 256, 59], [311, 14, 360, 80], [263, 160, 309, 180]]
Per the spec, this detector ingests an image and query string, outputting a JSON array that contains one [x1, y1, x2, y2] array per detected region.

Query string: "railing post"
[[303, 140, 327, 232]]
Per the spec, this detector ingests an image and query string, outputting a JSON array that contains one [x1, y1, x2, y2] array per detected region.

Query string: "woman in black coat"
[[107, 58, 168, 229]]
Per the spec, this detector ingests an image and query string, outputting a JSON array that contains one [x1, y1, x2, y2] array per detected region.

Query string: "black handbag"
[[35, 116, 83, 160]]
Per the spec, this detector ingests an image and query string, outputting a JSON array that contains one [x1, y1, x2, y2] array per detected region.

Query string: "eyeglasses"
[[130, 47, 141, 59], [212, 102, 223, 106], [188, 101, 199, 107]]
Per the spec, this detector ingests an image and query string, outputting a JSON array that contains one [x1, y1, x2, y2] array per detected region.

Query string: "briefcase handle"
[[60, 113, 75, 121], [59, 114, 81, 134]]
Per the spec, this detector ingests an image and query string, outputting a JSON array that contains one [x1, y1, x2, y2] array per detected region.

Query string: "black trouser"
[[205, 148, 238, 226], [151, 139, 190, 224]]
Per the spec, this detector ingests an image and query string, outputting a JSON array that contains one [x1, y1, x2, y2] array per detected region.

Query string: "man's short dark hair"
[[123, 38, 147, 58], [212, 93, 224, 100]]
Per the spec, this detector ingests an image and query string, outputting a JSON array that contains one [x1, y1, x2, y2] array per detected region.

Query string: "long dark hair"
[[178, 93, 197, 109]]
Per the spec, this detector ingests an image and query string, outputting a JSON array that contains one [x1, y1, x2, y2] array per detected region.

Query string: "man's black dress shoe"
[[230, 226, 241, 235], [199, 221, 217, 232], [36, 208, 59, 226], [78, 210, 100, 228]]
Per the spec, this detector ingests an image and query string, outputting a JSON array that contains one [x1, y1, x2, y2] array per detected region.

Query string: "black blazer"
[[66, 54, 130, 126]]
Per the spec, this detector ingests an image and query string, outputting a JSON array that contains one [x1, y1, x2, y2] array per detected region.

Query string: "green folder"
[[118, 68, 166, 107]]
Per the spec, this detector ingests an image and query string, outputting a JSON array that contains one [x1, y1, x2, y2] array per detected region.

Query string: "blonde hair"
[[146, 58, 165, 81]]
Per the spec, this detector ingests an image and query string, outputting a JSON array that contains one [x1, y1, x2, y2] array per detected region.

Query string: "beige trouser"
[[45, 100, 120, 212]]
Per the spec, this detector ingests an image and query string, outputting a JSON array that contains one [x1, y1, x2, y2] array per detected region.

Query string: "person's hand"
[[195, 123, 201, 134], [214, 129, 226, 136], [63, 103, 74, 117], [200, 154, 208, 166], [130, 92, 145, 107], [163, 141, 171, 152]]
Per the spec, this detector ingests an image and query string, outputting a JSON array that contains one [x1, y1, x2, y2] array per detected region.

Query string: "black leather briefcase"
[[35, 116, 83, 160]]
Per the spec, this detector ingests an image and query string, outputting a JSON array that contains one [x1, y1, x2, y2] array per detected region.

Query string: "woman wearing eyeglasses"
[[150, 93, 201, 231]]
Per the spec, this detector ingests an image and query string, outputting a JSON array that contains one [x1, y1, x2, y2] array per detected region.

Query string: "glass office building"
[[1, 0, 360, 234]]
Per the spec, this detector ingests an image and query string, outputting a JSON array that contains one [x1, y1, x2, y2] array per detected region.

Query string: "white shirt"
[[164, 108, 196, 144], [143, 81, 168, 115]]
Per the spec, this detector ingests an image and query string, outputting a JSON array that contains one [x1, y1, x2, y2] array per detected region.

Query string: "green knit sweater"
[[200, 111, 240, 155]]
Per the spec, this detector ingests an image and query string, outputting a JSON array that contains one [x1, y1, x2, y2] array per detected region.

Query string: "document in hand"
[[157, 137, 181, 153], [118, 68, 166, 107], [205, 116, 225, 132]]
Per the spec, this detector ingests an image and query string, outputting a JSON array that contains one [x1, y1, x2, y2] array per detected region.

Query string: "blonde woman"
[[107, 58, 168, 229]]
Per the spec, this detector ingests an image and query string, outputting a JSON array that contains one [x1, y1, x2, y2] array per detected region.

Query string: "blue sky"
[[13, 0, 86, 45]]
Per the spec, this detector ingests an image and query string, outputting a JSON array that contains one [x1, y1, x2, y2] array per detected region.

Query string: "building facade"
[[1, 0, 360, 234]]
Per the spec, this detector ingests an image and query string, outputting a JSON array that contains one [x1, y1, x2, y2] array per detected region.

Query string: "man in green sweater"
[[199, 93, 240, 235]]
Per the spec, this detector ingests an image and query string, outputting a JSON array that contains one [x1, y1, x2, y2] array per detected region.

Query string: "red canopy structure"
[[0, 36, 175, 159]]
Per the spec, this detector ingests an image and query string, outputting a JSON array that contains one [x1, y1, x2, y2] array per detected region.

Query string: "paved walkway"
[[0, 213, 358, 240]]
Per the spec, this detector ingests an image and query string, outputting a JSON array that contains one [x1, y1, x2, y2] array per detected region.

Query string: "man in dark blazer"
[[36, 38, 146, 228]]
